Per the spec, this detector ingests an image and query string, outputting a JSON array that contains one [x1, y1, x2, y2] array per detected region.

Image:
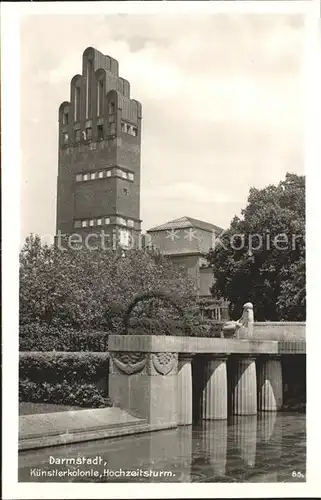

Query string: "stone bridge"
[[18, 306, 305, 450], [109, 311, 305, 429]]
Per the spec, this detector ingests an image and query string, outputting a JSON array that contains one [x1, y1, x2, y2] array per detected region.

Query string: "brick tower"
[[56, 47, 142, 249]]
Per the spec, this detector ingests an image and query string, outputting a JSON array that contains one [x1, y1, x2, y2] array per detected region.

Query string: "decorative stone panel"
[[110, 351, 146, 375], [146, 352, 178, 376]]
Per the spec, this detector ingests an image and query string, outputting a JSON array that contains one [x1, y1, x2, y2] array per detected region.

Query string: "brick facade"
[[56, 47, 142, 248]]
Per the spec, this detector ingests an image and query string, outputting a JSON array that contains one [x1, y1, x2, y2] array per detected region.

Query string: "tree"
[[19, 235, 198, 330], [206, 173, 305, 321]]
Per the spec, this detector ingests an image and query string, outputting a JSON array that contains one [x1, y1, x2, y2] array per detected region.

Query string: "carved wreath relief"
[[111, 351, 178, 375], [111, 352, 146, 375]]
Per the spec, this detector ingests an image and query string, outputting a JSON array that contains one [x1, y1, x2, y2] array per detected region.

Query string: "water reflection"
[[203, 420, 227, 477], [232, 415, 257, 468], [18, 412, 305, 483], [257, 411, 277, 442]]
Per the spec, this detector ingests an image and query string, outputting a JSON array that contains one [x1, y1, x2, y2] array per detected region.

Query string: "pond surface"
[[19, 412, 306, 483]]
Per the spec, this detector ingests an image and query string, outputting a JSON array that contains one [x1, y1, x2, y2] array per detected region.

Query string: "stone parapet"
[[108, 335, 305, 354], [252, 322, 306, 341]]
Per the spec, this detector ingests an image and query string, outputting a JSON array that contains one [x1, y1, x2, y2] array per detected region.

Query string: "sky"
[[20, 13, 305, 244]]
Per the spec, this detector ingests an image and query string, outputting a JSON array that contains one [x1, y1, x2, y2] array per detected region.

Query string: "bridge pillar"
[[231, 357, 257, 415], [177, 354, 193, 425], [109, 350, 178, 427], [201, 355, 228, 420], [257, 356, 283, 411]]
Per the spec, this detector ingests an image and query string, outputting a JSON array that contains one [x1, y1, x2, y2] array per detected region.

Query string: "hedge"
[[20, 319, 224, 353], [19, 352, 111, 408], [20, 351, 109, 382], [193, 319, 223, 338], [126, 317, 191, 336], [19, 323, 110, 352], [19, 380, 111, 408], [126, 317, 223, 337]]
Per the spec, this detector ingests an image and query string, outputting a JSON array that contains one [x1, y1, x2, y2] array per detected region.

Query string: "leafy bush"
[[19, 323, 110, 352], [125, 317, 223, 337], [122, 289, 203, 336], [19, 380, 111, 408], [20, 351, 109, 382], [207, 173, 305, 321], [19, 352, 111, 408], [193, 319, 223, 338], [126, 317, 190, 336], [123, 290, 186, 325], [19, 238, 198, 330]]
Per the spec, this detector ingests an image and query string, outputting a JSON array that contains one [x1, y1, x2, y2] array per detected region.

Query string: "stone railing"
[[108, 302, 306, 429]]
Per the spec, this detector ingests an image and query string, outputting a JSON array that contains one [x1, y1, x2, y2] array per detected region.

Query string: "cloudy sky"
[[20, 13, 304, 244]]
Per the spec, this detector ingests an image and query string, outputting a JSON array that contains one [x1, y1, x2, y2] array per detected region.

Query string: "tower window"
[[121, 171, 128, 179], [97, 79, 104, 116], [75, 129, 81, 143], [98, 171, 104, 179], [127, 219, 134, 228], [128, 172, 134, 181], [90, 172, 96, 180], [81, 220, 88, 228], [97, 124, 104, 141], [97, 218, 102, 226], [74, 85, 80, 122], [89, 219, 95, 227], [123, 188, 128, 195], [121, 122, 125, 132], [76, 174, 82, 182], [109, 123, 116, 135], [133, 127, 138, 137], [83, 173, 89, 181], [86, 59, 93, 119], [109, 101, 115, 114], [74, 220, 81, 228], [62, 133, 69, 144], [86, 127, 92, 141], [116, 217, 127, 226], [62, 111, 69, 125], [119, 229, 130, 248], [106, 170, 111, 177], [104, 217, 110, 225]]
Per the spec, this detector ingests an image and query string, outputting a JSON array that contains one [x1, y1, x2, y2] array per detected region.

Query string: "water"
[[19, 412, 306, 483]]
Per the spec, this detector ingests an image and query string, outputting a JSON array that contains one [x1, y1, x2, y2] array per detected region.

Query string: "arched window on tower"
[[74, 85, 80, 122], [86, 59, 93, 119], [108, 101, 115, 115], [97, 79, 104, 117], [62, 107, 69, 125]]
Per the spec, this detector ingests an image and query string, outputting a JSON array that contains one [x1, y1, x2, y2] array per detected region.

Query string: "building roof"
[[147, 216, 224, 234]]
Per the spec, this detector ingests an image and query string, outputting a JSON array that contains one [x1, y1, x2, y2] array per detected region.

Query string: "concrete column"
[[231, 357, 257, 415], [202, 356, 228, 420], [177, 354, 193, 425], [109, 350, 178, 426], [257, 356, 283, 411]]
